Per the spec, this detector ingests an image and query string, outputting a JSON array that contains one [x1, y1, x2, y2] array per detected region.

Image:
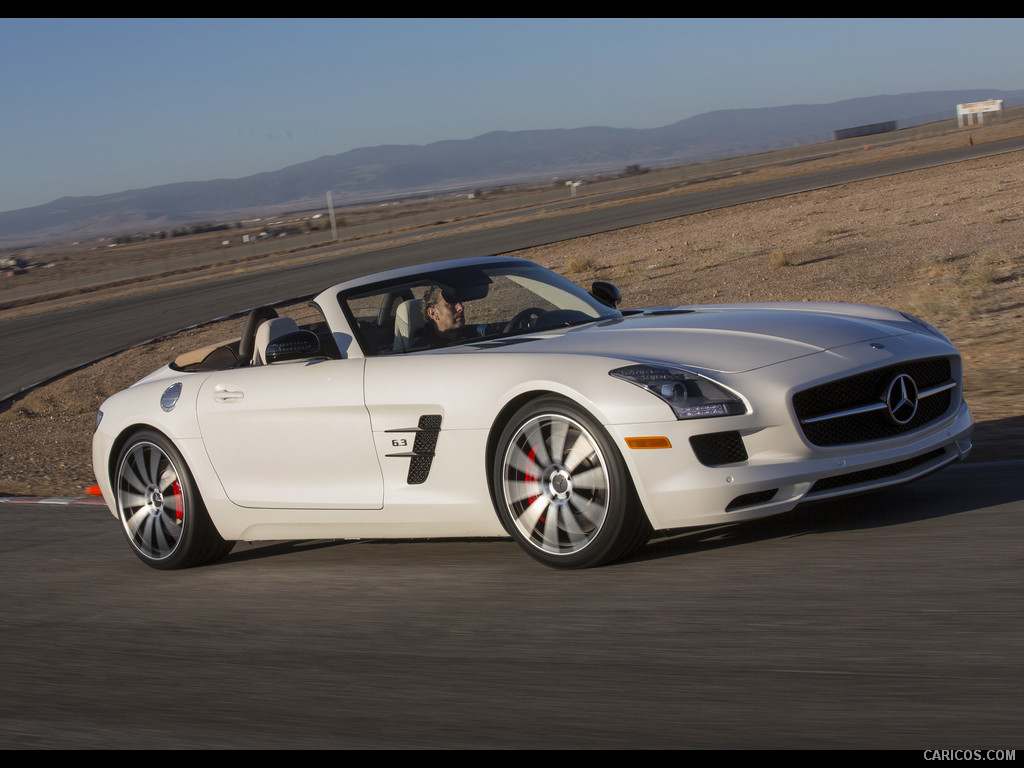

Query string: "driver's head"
[[422, 285, 465, 336]]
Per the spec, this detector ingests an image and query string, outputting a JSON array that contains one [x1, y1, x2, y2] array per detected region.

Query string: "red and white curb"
[[0, 495, 107, 505], [0, 485, 107, 505]]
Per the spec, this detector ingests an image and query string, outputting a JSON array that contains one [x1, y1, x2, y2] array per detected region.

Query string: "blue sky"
[[2, 17, 1023, 213]]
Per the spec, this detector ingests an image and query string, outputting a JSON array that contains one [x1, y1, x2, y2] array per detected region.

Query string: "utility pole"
[[327, 191, 338, 240]]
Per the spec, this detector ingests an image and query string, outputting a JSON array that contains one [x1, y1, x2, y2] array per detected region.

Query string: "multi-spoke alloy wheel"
[[495, 398, 649, 568], [115, 430, 231, 569]]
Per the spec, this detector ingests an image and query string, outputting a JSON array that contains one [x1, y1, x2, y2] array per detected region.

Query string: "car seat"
[[252, 317, 300, 365]]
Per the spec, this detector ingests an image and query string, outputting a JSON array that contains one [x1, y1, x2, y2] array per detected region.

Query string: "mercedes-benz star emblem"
[[885, 373, 919, 425]]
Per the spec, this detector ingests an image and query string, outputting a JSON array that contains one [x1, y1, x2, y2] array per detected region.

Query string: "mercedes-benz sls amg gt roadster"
[[93, 256, 974, 569]]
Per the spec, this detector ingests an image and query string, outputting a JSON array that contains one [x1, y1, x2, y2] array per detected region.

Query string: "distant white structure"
[[957, 99, 1003, 127]]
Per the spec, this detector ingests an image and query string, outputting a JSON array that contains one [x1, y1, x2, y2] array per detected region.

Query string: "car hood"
[[471, 303, 919, 373]]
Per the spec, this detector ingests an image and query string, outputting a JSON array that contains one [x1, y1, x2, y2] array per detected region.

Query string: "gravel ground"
[[1, 146, 1022, 497]]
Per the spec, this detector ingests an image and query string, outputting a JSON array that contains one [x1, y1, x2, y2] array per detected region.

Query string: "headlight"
[[94, 410, 103, 434], [610, 364, 747, 419]]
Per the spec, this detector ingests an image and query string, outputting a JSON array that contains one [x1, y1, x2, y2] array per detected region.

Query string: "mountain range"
[[3, 89, 1022, 247]]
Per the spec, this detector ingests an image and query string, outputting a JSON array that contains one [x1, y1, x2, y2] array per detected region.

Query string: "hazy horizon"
[[3, 17, 1022, 213]]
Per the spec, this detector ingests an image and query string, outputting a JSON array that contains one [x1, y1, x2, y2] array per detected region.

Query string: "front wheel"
[[493, 398, 650, 568], [114, 430, 232, 569]]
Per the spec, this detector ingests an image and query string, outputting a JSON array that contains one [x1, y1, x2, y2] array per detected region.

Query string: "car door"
[[196, 357, 383, 509]]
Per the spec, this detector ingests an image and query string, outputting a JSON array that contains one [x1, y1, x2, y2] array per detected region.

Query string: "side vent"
[[726, 489, 778, 512], [689, 431, 748, 466], [386, 414, 443, 484]]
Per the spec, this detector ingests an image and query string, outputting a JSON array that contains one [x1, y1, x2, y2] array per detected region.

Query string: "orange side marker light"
[[624, 436, 672, 450]]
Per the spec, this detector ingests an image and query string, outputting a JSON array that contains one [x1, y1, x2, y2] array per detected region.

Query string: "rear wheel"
[[494, 398, 650, 568], [114, 430, 232, 569]]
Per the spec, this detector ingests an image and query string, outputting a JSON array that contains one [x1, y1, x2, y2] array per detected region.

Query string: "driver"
[[418, 285, 481, 347]]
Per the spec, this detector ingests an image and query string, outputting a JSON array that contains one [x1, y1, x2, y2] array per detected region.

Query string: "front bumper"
[[610, 398, 974, 531]]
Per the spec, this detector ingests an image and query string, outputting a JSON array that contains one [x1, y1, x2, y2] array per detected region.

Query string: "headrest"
[[393, 298, 425, 351]]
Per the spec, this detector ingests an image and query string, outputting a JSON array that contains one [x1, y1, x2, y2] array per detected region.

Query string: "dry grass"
[[566, 254, 598, 274], [768, 249, 794, 269]]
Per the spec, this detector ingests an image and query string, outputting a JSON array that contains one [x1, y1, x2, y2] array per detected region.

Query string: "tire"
[[114, 430, 233, 569], [494, 397, 650, 568]]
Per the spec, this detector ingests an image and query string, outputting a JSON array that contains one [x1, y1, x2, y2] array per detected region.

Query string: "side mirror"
[[264, 330, 321, 363], [590, 281, 622, 308]]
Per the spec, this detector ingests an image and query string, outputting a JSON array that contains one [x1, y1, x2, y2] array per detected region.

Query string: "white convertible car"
[[93, 256, 974, 569]]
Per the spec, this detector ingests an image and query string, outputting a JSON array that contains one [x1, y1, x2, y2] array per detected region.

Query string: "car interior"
[[170, 304, 341, 372]]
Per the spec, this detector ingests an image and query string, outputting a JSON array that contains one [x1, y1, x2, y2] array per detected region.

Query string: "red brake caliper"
[[172, 480, 183, 521], [526, 447, 543, 522]]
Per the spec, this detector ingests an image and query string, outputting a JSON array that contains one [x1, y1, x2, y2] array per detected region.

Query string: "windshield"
[[339, 260, 621, 356]]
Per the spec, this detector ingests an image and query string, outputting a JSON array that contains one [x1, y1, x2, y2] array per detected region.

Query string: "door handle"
[[213, 384, 244, 402]]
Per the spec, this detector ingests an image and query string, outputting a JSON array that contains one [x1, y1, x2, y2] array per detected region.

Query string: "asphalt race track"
[[3, 135, 1024, 402], [1, 461, 1021, 748]]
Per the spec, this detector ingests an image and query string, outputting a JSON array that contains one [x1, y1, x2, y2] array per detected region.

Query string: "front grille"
[[793, 357, 955, 446]]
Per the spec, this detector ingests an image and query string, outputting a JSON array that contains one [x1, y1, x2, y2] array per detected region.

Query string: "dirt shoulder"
[[2, 145, 1022, 497]]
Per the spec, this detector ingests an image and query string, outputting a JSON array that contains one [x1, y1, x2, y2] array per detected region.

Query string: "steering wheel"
[[503, 307, 545, 334]]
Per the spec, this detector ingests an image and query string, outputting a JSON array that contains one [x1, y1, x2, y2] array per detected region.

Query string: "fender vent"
[[386, 414, 442, 485]]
